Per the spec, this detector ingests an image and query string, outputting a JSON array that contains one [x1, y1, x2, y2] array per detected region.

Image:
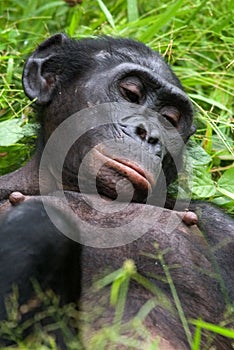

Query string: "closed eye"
[[119, 76, 145, 104], [160, 106, 180, 128]]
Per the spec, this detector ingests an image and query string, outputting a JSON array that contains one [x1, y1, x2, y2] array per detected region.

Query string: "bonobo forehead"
[[61, 36, 181, 87]]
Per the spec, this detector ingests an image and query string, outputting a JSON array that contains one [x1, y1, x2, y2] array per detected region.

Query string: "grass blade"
[[191, 319, 234, 339], [140, 0, 184, 41], [97, 0, 115, 29], [127, 0, 139, 22]]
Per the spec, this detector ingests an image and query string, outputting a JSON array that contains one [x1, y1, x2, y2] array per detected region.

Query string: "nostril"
[[136, 124, 147, 140], [148, 137, 158, 145]]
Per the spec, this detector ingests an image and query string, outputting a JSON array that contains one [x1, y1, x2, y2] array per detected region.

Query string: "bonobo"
[[0, 34, 233, 349]]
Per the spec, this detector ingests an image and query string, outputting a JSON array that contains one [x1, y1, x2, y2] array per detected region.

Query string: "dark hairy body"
[[0, 34, 233, 349]]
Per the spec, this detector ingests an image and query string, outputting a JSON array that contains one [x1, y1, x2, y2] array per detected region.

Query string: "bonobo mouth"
[[94, 147, 156, 196], [112, 157, 155, 190]]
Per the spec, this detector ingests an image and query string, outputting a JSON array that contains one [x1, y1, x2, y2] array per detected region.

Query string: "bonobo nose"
[[136, 124, 159, 145], [119, 122, 162, 156]]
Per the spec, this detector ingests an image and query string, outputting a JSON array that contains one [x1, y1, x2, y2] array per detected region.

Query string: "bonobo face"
[[23, 34, 195, 203]]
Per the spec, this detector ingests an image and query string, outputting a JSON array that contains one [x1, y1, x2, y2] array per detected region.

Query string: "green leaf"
[[96, 0, 115, 29], [136, 299, 159, 321], [0, 144, 33, 174], [114, 277, 130, 324], [21, 123, 40, 137], [217, 168, 234, 200], [192, 323, 201, 350], [34, 1, 65, 15], [185, 142, 212, 166], [67, 7, 82, 37], [94, 268, 124, 290], [189, 93, 233, 114], [212, 135, 233, 153], [140, 0, 184, 41], [217, 167, 234, 191], [110, 276, 124, 306], [217, 188, 234, 200], [6, 58, 14, 84], [191, 319, 234, 339], [212, 196, 234, 207], [127, 0, 139, 22], [0, 119, 23, 146], [189, 167, 216, 198]]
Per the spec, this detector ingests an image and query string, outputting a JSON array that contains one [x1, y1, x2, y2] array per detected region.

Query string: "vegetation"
[[0, 0, 233, 348]]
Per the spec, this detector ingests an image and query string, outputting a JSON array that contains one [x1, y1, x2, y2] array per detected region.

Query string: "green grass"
[[1, 251, 233, 349], [0, 0, 234, 348]]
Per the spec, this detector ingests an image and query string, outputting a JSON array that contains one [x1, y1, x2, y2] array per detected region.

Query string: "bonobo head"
[[23, 34, 195, 203]]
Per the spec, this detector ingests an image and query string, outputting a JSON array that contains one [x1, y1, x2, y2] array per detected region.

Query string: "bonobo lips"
[[94, 148, 155, 194], [113, 157, 155, 190]]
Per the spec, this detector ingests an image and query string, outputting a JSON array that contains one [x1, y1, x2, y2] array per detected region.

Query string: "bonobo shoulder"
[[190, 201, 234, 233]]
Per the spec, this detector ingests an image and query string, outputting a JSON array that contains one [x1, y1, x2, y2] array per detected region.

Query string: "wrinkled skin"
[[0, 34, 233, 349]]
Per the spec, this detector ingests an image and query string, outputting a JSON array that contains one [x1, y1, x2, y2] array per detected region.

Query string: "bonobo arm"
[[190, 202, 234, 303], [191, 202, 234, 238], [0, 142, 59, 201], [0, 199, 81, 321], [0, 154, 40, 200]]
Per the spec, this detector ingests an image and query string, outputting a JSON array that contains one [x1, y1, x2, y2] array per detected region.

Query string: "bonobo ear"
[[22, 33, 69, 105]]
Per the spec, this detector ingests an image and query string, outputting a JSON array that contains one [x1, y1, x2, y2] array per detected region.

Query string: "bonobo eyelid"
[[159, 106, 181, 128], [158, 114, 177, 130], [118, 76, 145, 104]]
